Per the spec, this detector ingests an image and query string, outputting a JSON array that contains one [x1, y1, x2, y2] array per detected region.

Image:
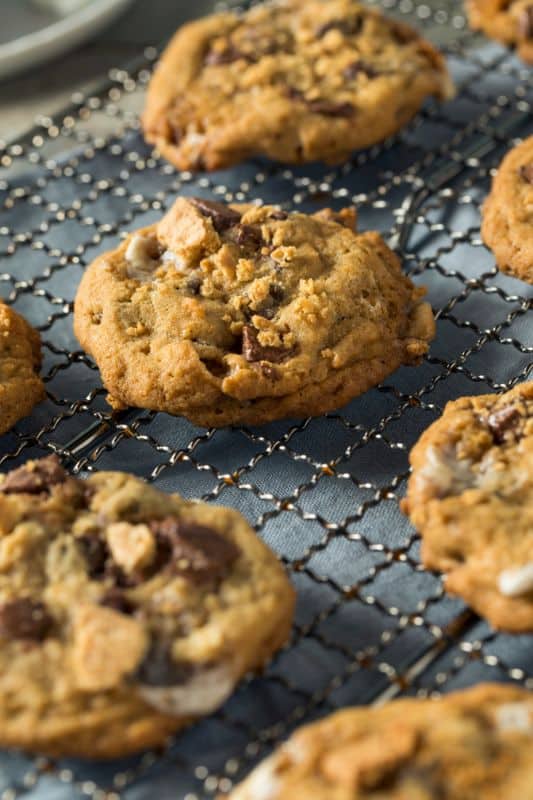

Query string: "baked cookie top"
[[467, 1, 533, 62], [74, 198, 435, 427], [0, 302, 44, 435], [0, 456, 294, 758], [402, 382, 533, 632], [482, 136, 533, 284], [227, 684, 533, 800], [143, 0, 453, 170]]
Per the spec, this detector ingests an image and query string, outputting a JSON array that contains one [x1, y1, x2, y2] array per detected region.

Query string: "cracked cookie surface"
[[467, 0, 533, 62], [402, 382, 533, 632], [0, 302, 45, 435], [73, 197, 435, 427], [481, 136, 533, 284], [143, 0, 453, 171], [227, 684, 533, 800], [0, 456, 294, 758]]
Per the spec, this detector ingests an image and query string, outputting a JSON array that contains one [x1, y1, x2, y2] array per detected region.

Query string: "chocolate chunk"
[[269, 210, 288, 220], [269, 283, 285, 303], [150, 517, 240, 583], [0, 455, 68, 495], [0, 598, 53, 641], [242, 325, 295, 363], [186, 276, 203, 295], [306, 100, 355, 118], [254, 283, 284, 319], [205, 45, 251, 66], [343, 60, 378, 80], [189, 197, 241, 234], [100, 589, 136, 615], [519, 5, 533, 39], [487, 405, 521, 444], [233, 224, 263, 249], [316, 17, 362, 38], [136, 641, 195, 686], [78, 535, 109, 579], [519, 164, 533, 184]]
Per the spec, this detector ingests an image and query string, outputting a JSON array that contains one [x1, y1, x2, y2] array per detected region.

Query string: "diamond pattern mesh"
[[0, 1, 532, 797]]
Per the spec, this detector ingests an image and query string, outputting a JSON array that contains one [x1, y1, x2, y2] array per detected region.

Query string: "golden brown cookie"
[[226, 684, 533, 800], [0, 302, 45, 435], [402, 382, 533, 632], [481, 136, 533, 284], [73, 198, 435, 427], [0, 455, 294, 758], [143, 0, 453, 171], [467, 0, 533, 62]]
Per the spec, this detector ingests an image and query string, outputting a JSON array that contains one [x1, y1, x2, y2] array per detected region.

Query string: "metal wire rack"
[[0, 0, 532, 797]]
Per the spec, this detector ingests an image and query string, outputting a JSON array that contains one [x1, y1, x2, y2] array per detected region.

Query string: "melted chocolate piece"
[[0, 598, 53, 641], [233, 224, 263, 249], [136, 641, 195, 686], [186, 276, 203, 295], [242, 325, 295, 363], [0, 455, 68, 495], [519, 164, 533, 184], [306, 100, 355, 118], [269, 283, 285, 303], [519, 5, 533, 39], [486, 405, 521, 444], [150, 517, 240, 583], [189, 197, 241, 234]]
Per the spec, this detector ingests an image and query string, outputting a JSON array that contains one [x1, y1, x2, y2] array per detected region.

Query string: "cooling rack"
[[0, 0, 532, 797]]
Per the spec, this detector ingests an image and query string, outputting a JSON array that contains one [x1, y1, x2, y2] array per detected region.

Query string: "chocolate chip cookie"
[[401, 382, 533, 632], [481, 136, 533, 284], [467, 1, 533, 62], [0, 302, 45, 435], [73, 198, 436, 427], [0, 456, 294, 758], [143, 0, 453, 171], [227, 683, 533, 800]]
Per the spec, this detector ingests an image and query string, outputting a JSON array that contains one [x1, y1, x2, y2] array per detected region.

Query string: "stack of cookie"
[[0, 0, 532, 795]]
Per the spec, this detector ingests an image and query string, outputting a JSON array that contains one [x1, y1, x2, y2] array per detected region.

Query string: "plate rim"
[[0, 0, 135, 80]]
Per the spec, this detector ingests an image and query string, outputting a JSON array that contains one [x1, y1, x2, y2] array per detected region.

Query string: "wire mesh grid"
[[0, 0, 532, 797]]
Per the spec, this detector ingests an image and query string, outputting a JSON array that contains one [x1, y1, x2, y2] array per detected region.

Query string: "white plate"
[[0, 0, 134, 81]]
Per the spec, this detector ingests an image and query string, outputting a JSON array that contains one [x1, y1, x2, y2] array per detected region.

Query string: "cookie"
[[401, 382, 533, 632], [226, 683, 533, 799], [0, 302, 45, 435], [481, 136, 533, 284], [0, 455, 295, 758], [142, 0, 453, 171], [73, 198, 435, 427], [467, 1, 533, 62]]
